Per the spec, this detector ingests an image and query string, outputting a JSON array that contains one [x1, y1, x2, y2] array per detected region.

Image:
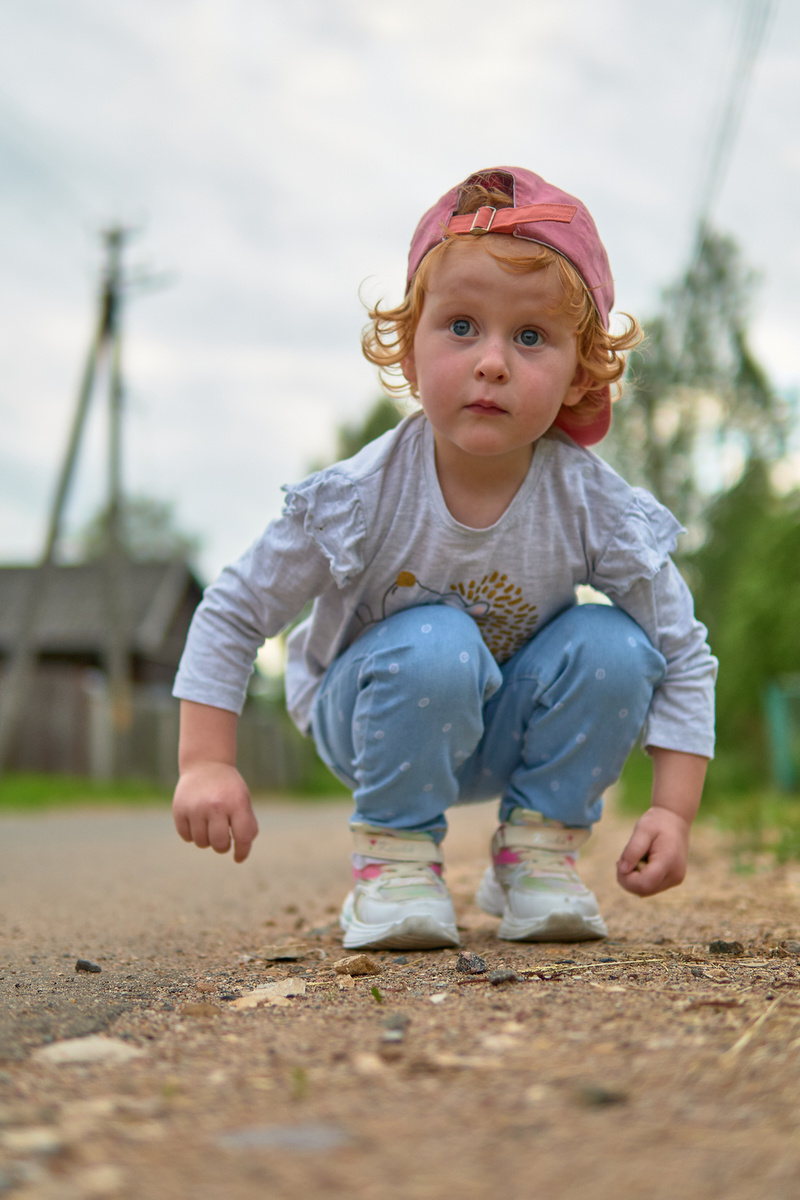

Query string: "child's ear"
[[561, 365, 594, 408], [400, 352, 417, 387]]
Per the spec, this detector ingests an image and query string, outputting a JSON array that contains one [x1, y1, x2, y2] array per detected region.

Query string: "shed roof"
[[0, 560, 203, 659]]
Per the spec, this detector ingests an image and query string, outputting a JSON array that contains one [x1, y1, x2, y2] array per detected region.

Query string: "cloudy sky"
[[1, 0, 797, 581]]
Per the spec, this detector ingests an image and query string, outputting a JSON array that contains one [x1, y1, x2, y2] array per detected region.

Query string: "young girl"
[[172, 166, 717, 952]]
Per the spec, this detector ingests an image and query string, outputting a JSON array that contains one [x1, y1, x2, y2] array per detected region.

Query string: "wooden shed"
[[0, 560, 203, 775]]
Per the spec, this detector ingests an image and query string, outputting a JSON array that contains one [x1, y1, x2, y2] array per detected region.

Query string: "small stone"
[[380, 1029, 405, 1046], [382, 1013, 411, 1032], [34, 1036, 145, 1066], [333, 954, 381, 976], [708, 940, 744, 956], [393, 956, 409, 965], [780, 940, 800, 956], [231, 978, 306, 1009], [352, 1052, 386, 1076], [337, 975, 355, 990], [488, 968, 519, 985], [218, 1122, 350, 1151], [577, 1084, 627, 1107], [1, 1126, 65, 1155], [181, 1003, 219, 1018], [378, 1040, 404, 1062], [258, 943, 307, 962], [75, 959, 102, 974], [455, 951, 487, 975], [196, 982, 216, 994]]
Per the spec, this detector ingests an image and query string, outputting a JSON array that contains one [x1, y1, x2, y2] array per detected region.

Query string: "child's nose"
[[474, 339, 510, 383]]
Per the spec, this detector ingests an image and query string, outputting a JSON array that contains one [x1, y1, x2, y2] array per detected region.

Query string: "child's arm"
[[172, 700, 259, 863], [615, 748, 708, 896]]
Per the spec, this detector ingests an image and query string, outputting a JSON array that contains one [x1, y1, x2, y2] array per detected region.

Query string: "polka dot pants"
[[310, 603, 666, 842]]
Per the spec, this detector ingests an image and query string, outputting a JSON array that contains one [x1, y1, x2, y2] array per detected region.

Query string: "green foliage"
[[687, 461, 800, 778], [75, 494, 201, 563], [603, 229, 789, 528], [616, 747, 800, 864], [334, 396, 403, 461]]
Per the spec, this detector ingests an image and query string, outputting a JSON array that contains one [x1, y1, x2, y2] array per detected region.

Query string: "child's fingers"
[[231, 808, 259, 863], [173, 810, 193, 844], [616, 826, 653, 876], [618, 854, 664, 896], [207, 811, 234, 855]]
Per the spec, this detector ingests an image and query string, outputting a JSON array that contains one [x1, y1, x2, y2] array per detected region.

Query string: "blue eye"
[[451, 319, 473, 337], [517, 328, 542, 347]]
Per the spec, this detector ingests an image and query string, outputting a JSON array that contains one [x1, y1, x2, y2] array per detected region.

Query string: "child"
[[172, 166, 717, 951]]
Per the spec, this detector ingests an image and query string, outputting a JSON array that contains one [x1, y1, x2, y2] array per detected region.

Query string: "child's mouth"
[[466, 401, 505, 415]]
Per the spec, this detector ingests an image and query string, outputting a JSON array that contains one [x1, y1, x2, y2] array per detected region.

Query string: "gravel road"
[[2, 797, 800, 1199]]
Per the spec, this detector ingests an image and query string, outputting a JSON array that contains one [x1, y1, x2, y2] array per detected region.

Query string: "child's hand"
[[173, 762, 259, 863], [615, 806, 690, 897]]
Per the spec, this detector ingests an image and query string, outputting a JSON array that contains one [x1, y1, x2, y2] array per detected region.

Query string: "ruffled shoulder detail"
[[281, 471, 366, 587], [593, 487, 685, 593]]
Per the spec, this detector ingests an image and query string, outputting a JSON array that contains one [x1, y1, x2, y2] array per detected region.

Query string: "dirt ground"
[[2, 794, 800, 1200]]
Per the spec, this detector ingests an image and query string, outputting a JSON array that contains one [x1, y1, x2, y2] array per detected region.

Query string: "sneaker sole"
[[498, 909, 608, 942], [476, 867, 607, 942], [342, 914, 460, 951]]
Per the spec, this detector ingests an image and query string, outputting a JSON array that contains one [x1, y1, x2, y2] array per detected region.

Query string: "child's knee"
[[563, 604, 666, 695], [364, 604, 500, 704]]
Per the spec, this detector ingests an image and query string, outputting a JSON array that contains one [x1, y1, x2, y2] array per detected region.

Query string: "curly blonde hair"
[[362, 183, 641, 425]]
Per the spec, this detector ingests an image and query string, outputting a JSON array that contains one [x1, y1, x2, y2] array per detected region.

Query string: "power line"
[[689, 0, 777, 264]]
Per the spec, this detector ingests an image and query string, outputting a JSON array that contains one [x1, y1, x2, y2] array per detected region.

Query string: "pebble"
[[455, 951, 487, 975], [333, 954, 381, 976], [259, 943, 307, 962], [231, 978, 306, 1009], [1, 1127, 65, 1156], [75, 959, 102, 974], [181, 1003, 219, 1019], [217, 1122, 351, 1151], [708, 940, 744, 956], [577, 1084, 628, 1107], [488, 969, 520, 985], [780, 940, 800, 956], [33, 1036, 146, 1066], [382, 1013, 411, 1032]]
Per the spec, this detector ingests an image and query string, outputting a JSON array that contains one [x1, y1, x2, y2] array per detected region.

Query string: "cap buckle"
[[468, 205, 497, 232]]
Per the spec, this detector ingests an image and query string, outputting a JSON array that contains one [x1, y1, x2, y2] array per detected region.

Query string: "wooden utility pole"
[[0, 227, 134, 774]]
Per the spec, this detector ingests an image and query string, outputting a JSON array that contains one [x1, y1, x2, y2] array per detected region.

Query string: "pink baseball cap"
[[406, 167, 615, 445]]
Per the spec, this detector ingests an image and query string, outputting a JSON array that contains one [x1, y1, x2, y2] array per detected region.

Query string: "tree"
[[74, 494, 201, 564], [683, 461, 800, 789], [333, 396, 404, 461], [602, 229, 789, 531]]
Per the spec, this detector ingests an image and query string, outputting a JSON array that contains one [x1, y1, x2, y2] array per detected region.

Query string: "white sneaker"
[[476, 808, 607, 942], [340, 827, 460, 951]]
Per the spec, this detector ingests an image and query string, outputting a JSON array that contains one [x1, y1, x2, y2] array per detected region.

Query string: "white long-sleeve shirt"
[[174, 414, 716, 755]]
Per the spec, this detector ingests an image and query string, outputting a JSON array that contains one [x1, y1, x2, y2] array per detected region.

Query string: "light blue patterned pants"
[[311, 603, 666, 842]]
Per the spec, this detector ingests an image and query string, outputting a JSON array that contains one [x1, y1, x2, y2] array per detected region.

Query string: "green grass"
[[616, 748, 800, 863], [0, 759, 350, 813], [0, 772, 172, 811]]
